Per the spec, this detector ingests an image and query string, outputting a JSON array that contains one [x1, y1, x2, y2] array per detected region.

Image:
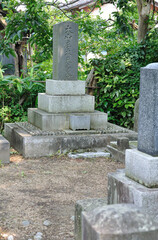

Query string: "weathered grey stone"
[[28, 109, 107, 131], [108, 169, 158, 217], [38, 93, 95, 113], [53, 21, 78, 80], [138, 63, 158, 156], [125, 149, 158, 187], [22, 220, 30, 227], [68, 151, 110, 159], [90, 111, 107, 129], [8, 236, 14, 240], [4, 123, 137, 158], [46, 80, 85, 95], [106, 144, 125, 163], [43, 220, 52, 226], [28, 108, 69, 130], [106, 137, 130, 163], [82, 204, 158, 240], [117, 137, 129, 151], [0, 135, 10, 164], [134, 98, 139, 132], [75, 198, 107, 240], [69, 115, 90, 131]]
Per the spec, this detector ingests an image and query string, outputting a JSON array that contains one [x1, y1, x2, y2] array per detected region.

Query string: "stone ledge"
[[4, 123, 137, 158], [28, 109, 108, 131], [46, 79, 85, 95], [82, 204, 158, 240], [108, 169, 158, 218], [38, 93, 95, 113], [125, 149, 158, 187]]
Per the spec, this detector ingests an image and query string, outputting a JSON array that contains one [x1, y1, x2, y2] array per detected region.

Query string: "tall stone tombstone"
[[125, 63, 158, 187], [138, 63, 158, 156], [53, 21, 78, 80], [108, 63, 158, 221]]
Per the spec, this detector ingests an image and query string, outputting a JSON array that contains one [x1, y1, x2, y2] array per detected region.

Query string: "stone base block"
[[46, 80, 85, 95], [108, 169, 158, 218], [125, 149, 158, 187], [3, 123, 108, 158], [82, 204, 158, 240], [28, 108, 69, 130], [38, 93, 95, 113], [28, 109, 108, 131], [75, 198, 107, 240], [0, 135, 10, 164], [4, 123, 137, 158], [70, 115, 90, 131]]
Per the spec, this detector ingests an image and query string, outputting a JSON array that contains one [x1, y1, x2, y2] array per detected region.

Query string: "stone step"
[[38, 93, 95, 113], [28, 108, 108, 131], [46, 79, 85, 95]]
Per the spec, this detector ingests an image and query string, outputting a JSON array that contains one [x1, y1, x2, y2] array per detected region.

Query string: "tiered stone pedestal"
[[28, 79, 107, 131]]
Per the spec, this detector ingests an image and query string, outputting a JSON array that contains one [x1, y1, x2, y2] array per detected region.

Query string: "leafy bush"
[[91, 30, 158, 129], [0, 64, 46, 131]]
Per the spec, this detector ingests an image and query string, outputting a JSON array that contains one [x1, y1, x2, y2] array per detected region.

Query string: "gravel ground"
[[0, 151, 124, 240]]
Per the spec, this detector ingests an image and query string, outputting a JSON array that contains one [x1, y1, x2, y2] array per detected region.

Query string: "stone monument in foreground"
[[75, 64, 158, 240], [108, 63, 158, 216], [4, 21, 137, 157]]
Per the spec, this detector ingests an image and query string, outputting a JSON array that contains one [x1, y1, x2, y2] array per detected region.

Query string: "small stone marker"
[[69, 115, 90, 131], [82, 204, 158, 240], [138, 63, 158, 156], [53, 21, 78, 80], [117, 137, 129, 151]]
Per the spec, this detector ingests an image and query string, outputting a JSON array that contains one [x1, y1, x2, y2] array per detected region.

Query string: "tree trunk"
[[136, 0, 151, 43], [12, 44, 19, 76], [15, 42, 24, 76]]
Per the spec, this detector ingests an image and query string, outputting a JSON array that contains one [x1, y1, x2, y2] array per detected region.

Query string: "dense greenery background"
[[0, 0, 158, 131]]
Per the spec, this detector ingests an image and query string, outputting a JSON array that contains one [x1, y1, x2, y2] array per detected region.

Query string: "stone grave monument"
[[4, 21, 137, 157], [28, 21, 107, 131], [108, 63, 158, 216], [75, 63, 158, 240]]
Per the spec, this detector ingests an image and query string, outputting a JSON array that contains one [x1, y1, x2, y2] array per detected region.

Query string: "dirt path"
[[0, 152, 124, 240]]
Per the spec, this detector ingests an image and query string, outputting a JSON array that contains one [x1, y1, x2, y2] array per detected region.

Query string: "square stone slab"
[[46, 80, 85, 95], [125, 149, 158, 187], [38, 93, 95, 113]]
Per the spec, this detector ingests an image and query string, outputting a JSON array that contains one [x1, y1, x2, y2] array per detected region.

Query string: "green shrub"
[[91, 31, 158, 129], [0, 63, 46, 131]]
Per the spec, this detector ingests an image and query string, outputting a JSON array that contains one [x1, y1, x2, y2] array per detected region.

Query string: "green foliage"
[[1, 0, 52, 58], [0, 63, 46, 131], [90, 29, 158, 128]]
